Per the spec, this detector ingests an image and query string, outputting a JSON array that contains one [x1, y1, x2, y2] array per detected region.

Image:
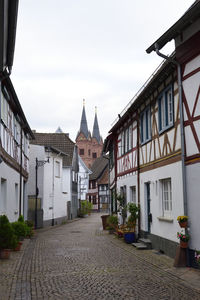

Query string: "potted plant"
[[0, 215, 18, 259], [86, 201, 93, 215], [123, 203, 140, 244], [25, 220, 34, 238], [177, 216, 188, 228], [79, 200, 89, 217], [195, 250, 200, 266], [177, 231, 190, 248], [12, 216, 28, 241], [116, 193, 127, 225], [106, 215, 118, 233]]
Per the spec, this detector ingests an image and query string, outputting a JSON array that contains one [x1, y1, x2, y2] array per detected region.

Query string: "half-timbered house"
[[146, 0, 200, 265], [0, 0, 34, 221], [104, 0, 200, 263], [87, 156, 109, 211]]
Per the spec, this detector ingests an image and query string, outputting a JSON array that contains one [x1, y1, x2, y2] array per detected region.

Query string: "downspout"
[[137, 114, 141, 237], [154, 44, 187, 216], [52, 156, 55, 226], [19, 127, 23, 216]]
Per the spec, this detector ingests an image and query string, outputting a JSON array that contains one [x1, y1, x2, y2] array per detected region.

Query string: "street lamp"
[[35, 149, 50, 229]]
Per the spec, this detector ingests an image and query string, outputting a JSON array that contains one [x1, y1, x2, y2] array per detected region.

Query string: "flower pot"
[[180, 240, 188, 248], [14, 241, 23, 251], [0, 249, 11, 259], [124, 232, 136, 244], [179, 221, 187, 228], [101, 215, 109, 230]]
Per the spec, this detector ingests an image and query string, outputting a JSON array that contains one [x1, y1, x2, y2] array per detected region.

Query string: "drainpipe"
[[19, 127, 23, 216], [154, 44, 187, 216], [137, 114, 141, 237]]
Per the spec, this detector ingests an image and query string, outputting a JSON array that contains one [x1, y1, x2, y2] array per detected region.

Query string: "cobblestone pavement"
[[0, 213, 200, 300]]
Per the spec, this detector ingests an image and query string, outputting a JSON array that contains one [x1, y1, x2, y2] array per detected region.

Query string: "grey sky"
[[12, 0, 194, 141]]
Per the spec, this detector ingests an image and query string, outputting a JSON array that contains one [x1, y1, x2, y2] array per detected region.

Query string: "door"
[[146, 182, 151, 233]]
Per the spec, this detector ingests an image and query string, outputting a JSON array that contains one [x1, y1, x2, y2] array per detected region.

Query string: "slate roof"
[[31, 132, 75, 167], [78, 103, 89, 139], [92, 110, 101, 143], [89, 156, 108, 180]]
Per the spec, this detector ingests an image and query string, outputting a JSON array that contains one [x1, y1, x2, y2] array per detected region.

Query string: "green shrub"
[[12, 221, 27, 240], [18, 215, 25, 223], [0, 215, 18, 249], [107, 215, 118, 228]]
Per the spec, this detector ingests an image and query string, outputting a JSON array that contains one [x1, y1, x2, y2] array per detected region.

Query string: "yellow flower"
[[177, 215, 188, 222]]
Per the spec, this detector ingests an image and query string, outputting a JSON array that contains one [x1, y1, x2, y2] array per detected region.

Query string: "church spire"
[[79, 99, 89, 138], [92, 106, 101, 143]]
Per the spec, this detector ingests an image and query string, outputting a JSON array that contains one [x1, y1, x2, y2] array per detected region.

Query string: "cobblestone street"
[[0, 213, 200, 300]]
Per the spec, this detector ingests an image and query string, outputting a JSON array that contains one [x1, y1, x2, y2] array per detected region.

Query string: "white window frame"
[[130, 186, 136, 203], [158, 85, 174, 133], [55, 161, 60, 178], [161, 178, 172, 217]]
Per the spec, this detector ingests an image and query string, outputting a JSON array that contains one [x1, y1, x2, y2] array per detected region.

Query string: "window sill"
[[141, 138, 152, 146], [157, 216, 173, 223], [159, 123, 174, 135]]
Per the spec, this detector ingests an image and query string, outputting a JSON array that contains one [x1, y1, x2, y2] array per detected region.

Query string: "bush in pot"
[[12, 216, 28, 240], [0, 215, 18, 258], [107, 215, 118, 230]]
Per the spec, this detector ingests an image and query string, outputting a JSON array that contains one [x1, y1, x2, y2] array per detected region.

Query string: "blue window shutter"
[[145, 110, 148, 140], [158, 98, 162, 131], [140, 114, 144, 143], [165, 91, 169, 127]]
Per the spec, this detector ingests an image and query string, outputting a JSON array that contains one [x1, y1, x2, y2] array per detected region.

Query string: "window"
[[100, 196, 107, 203], [92, 152, 97, 159], [15, 183, 18, 211], [158, 86, 174, 133], [88, 149, 91, 156], [130, 186, 136, 203], [128, 125, 132, 150], [121, 131, 124, 155], [91, 181, 96, 189], [92, 195, 97, 205], [0, 178, 7, 213], [80, 149, 84, 155], [140, 106, 151, 144], [55, 161, 60, 177], [125, 128, 129, 153], [161, 178, 172, 217]]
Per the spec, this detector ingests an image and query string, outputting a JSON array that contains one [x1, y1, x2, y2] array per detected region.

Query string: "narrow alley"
[[0, 213, 200, 300]]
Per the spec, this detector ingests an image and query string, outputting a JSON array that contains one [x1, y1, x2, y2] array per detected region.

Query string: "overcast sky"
[[12, 0, 194, 142]]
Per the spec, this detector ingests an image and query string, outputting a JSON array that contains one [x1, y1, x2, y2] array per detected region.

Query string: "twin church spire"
[[78, 99, 102, 143]]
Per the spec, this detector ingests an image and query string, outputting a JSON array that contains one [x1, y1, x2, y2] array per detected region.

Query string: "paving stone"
[[0, 213, 200, 299]]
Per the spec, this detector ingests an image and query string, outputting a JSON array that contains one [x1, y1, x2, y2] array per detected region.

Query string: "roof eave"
[[146, 1, 200, 54], [0, 0, 19, 73]]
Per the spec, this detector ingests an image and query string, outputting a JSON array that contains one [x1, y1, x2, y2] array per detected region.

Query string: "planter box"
[[124, 232, 136, 244], [0, 249, 11, 259]]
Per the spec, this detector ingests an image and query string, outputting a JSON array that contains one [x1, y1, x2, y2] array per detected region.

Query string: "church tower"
[[76, 100, 103, 169]]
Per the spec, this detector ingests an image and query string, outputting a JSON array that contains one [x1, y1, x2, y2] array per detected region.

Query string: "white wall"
[[0, 162, 25, 222], [140, 161, 184, 243], [186, 163, 200, 250], [78, 161, 89, 201], [117, 173, 138, 224], [43, 155, 68, 222], [28, 145, 70, 224], [117, 173, 137, 203]]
